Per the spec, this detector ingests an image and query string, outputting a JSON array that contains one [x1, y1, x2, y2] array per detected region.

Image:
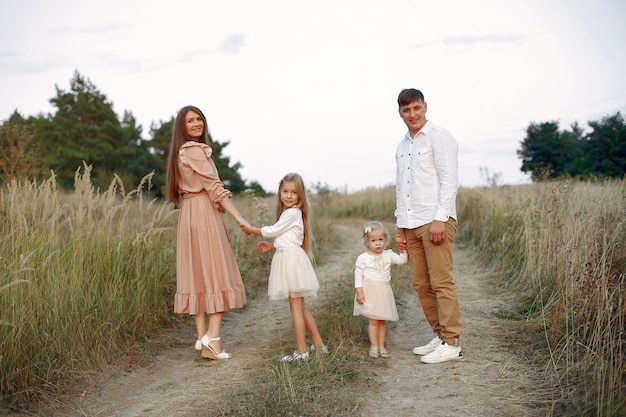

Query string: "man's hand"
[[429, 220, 446, 245]]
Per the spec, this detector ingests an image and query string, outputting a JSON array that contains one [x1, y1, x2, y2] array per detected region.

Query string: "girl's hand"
[[257, 241, 274, 254]]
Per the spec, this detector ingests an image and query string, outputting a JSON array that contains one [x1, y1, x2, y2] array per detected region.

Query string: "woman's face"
[[185, 110, 204, 140]]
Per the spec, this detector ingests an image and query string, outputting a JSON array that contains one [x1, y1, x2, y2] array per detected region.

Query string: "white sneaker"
[[281, 351, 309, 362], [420, 342, 463, 364], [310, 344, 328, 354], [412, 336, 443, 355]]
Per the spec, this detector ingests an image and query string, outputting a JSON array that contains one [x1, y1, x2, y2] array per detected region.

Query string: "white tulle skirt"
[[268, 246, 319, 300], [353, 279, 398, 321]]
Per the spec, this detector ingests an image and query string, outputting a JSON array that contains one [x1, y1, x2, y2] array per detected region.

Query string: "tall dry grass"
[[0, 171, 363, 415], [4, 171, 623, 416], [457, 179, 625, 416], [0, 164, 178, 408]]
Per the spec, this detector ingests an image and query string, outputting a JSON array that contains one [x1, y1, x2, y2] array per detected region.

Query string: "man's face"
[[399, 99, 427, 136]]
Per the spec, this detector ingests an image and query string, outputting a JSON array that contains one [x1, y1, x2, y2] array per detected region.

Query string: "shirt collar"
[[404, 120, 432, 141]]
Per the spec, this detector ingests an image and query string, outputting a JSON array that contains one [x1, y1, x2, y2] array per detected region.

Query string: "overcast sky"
[[1, 0, 624, 192]]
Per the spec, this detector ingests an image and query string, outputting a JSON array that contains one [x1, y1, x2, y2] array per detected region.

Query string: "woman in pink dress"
[[166, 105, 248, 360]]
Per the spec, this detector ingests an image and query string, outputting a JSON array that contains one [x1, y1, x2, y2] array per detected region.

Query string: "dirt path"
[[24, 220, 547, 417], [360, 248, 547, 417]]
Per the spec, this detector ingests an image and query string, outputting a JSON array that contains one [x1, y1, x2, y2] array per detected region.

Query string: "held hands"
[[238, 222, 271, 254], [395, 228, 407, 252], [238, 221, 252, 236], [236, 221, 273, 253], [395, 221, 446, 248]]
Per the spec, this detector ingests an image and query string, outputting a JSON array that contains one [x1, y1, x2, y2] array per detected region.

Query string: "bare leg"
[[301, 304, 324, 348], [377, 320, 386, 349], [368, 319, 380, 349], [206, 312, 225, 352], [194, 313, 207, 341], [289, 297, 308, 354]]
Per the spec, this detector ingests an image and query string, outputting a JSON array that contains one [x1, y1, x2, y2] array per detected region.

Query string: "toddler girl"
[[353, 221, 407, 358]]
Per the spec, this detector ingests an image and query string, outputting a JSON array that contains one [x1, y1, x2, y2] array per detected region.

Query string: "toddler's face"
[[366, 229, 386, 254]]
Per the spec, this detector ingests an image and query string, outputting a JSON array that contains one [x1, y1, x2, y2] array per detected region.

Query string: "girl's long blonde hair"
[[276, 173, 313, 259]]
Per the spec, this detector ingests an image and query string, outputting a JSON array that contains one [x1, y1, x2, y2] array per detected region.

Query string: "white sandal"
[[195, 340, 203, 358], [200, 335, 232, 360]]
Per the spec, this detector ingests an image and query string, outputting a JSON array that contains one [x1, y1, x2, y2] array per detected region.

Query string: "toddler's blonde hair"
[[362, 221, 389, 249]]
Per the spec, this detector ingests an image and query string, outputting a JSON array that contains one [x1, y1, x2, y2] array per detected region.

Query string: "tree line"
[[518, 112, 625, 181], [1, 71, 624, 193], [0, 71, 266, 197]]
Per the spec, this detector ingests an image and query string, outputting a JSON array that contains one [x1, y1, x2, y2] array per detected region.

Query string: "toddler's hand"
[[356, 293, 365, 305], [355, 289, 365, 305]]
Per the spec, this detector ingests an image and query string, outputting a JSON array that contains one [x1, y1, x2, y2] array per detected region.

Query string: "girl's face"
[[185, 110, 204, 140], [280, 181, 300, 208], [366, 229, 386, 254]]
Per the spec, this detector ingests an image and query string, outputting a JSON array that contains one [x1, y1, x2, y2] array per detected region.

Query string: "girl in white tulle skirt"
[[242, 173, 326, 362], [353, 221, 407, 358]]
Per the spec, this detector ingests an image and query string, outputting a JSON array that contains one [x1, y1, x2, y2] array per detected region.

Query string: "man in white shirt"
[[393, 88, 463, 364]]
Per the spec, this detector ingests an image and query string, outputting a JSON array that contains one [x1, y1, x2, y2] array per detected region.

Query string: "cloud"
[[220, 33, 246, 55], [442, 33, 530, 47], [95, 54, 145, 72], [46, 23, 124, 36], [0, 54, 66, 74], [411, 33, 532, 49]]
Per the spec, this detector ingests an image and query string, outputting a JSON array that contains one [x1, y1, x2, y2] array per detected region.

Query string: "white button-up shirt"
[[394, 120, 459, 229]]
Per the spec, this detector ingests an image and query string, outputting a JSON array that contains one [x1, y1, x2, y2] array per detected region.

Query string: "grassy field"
[[456, 179, 625, 416], [1, 170, 624, 416]]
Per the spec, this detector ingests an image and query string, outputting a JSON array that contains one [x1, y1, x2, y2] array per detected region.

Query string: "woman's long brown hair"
[[165, 105, 209, 203]]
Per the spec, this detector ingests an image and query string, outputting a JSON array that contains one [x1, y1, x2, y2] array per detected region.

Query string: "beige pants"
[[406, 219, 462, 345]]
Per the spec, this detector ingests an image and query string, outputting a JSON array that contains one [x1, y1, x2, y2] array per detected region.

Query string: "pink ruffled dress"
[[173, 141, 247, 315]]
